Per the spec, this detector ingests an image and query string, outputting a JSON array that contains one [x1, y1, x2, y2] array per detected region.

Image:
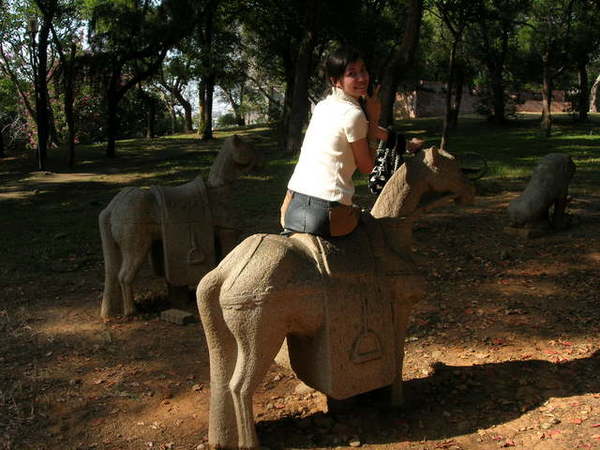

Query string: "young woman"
[[281, 46, 389, 237]]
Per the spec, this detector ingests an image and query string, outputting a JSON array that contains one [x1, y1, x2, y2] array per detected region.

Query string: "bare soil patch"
[[2, 146, 600, 450]]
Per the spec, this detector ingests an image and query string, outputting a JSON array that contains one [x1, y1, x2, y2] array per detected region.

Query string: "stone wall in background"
[[394, 81, 570, 119]]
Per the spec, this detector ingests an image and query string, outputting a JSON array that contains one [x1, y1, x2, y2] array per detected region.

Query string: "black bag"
[[368, 130, 406, 196]]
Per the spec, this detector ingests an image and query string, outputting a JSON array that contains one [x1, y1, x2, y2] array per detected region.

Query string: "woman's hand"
[[365, 84, 388, 143], [364, 84, 382, 124]]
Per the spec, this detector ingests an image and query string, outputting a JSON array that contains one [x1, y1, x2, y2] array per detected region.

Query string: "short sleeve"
[[343, 107, 368, 143]]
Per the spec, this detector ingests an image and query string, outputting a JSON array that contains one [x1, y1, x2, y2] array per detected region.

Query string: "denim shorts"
[[283, 191, 337, 237]]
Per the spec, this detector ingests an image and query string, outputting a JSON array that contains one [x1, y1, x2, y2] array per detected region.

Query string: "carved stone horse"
[[197, 147, 475, 449], [99, 135, 257, 318]]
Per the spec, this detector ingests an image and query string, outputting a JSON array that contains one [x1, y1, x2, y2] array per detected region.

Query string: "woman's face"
[[333, 59, 369, 99]]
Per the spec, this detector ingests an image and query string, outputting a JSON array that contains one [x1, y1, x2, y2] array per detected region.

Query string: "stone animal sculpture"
[[99, 135, 257, 319], [197, 146, 475, 449], [507, 153, 575, 231]]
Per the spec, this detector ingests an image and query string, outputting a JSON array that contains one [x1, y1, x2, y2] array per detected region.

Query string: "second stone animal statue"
[[98, 135, 258, 318]]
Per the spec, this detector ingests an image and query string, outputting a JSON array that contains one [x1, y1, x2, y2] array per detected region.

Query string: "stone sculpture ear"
[[424, 146, 440, 168]]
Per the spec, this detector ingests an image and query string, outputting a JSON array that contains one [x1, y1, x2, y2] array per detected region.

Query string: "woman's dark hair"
[[326, 46, 365, 85]]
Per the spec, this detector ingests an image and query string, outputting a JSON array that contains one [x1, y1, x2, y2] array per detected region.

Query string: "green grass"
[[1, 114, 599, 286], [394, 113, 600, 191]]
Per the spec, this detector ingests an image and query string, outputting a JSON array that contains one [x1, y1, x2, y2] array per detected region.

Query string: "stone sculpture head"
[[420, 147, 476, 206], [207, 134, 259, 187]]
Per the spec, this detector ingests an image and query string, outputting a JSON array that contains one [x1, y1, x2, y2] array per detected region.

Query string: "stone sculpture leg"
[[197, 272, 238, 447], [99, 209, 124, 318], [198, 270, 287, 449], [389, 279, 424, 406], [227, 308, 285, 448], [391, 309, 410, 406], [117, 233, 153, 317]]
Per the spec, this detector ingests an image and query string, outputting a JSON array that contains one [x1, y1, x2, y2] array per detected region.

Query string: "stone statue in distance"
[[99, 134, 257, 318]]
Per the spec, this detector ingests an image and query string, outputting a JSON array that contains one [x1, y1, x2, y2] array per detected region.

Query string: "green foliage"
[[392, 113, 600, 188], [216, 112, 238, 128]]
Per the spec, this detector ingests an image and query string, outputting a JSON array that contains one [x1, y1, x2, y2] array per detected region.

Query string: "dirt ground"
[[2, 166, 600, 450]]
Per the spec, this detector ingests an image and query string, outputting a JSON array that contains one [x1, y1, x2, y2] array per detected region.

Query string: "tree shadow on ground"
[[257, 351, 600, 449]]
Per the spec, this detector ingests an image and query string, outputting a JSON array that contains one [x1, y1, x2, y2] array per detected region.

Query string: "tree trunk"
[[0, 127, 5, 158], [488, 67, 506, 124], [63, 44, 77, 168], [577, 57, 589, 121], [106, 86, 119, 158], [440, 39, 458, 151], [279, 69, 295, 148], [167, 86, 193, 132], [35, 15, 52, 170], [285, 0, 319, 154], [47, 91, 60, 148], [201, 73, 215, 140], [448, 62, 464, 129], [183, 103, 193, 132], [541, 52, 552, 137], [169, 101, 177, 134], [223, 87, 245, 126], [145, 98, 156, 138], [232, 102, 245, 126], [198, 79, 206, 134], [379, 0, 424, 127], [200, 0, 216, 140], [589, 73, 600, 113]]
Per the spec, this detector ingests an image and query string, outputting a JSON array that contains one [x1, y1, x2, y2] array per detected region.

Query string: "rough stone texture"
[[98, 135, 257, 318], [150, 177, 214, 286], [196, 147, 475, 449], [507, 153, 575, 232], [160, 308, 197, 325]]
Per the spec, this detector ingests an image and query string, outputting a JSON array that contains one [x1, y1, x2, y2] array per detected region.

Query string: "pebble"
[[349, 438, 362, 447], [294, 382, 315, 395]]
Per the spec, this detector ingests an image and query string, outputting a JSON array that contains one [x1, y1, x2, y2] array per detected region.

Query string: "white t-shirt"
[[287, 88, 368, 205]]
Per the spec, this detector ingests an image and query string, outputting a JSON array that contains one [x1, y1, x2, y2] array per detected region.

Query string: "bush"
[[217, 112, 238, 128]]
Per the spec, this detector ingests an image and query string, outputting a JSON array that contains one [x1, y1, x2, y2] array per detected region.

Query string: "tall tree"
[[242, 0, 324, 152], [48, 0, 83, 167], [378, 0, 425, 128], [430, 0, 480, 150], [467, 0, 531, 124], [86, 0, 199, 157], [591, 73, 600, 112], [31, 0, 57, 169], [191, 0, 241, 140], [159, 53, 195, 133], [525, 0, 577, 136], [568, 0, 600, 121], [0, 0, 59, 169], [284, 0, 321, 153]]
